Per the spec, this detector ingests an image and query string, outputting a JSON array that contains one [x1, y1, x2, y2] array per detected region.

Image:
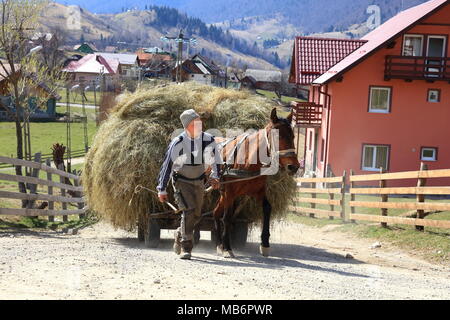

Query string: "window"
[[427, 89, 440, 103], [421, 147, 437, 161], [362, 145, 390, 171], [403, 35, 424, 56], [369, 87, 391, 113]]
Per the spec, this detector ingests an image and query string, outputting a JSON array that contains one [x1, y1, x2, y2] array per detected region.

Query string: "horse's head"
[[267, 108, 300, 175]]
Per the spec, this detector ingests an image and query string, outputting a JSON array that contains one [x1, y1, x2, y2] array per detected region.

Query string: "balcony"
[[291, 101, 323, 128], [385, 55, 450, 82]]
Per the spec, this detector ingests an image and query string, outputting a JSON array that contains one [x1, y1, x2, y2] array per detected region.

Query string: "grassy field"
[[256, 89, 303, 105], [290, 192, 450, 262], [56, 89, 100, 105], [0, 110, 98, 158]]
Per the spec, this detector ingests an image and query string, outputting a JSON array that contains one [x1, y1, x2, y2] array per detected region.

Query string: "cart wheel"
[[137, 219, 145, 242], [194, 227, 201, 245], [231, 221, 248, 248], [144, 218, 161, 248]]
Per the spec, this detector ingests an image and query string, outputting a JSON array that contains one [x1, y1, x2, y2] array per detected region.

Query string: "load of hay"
[[81, 82, 297, 231]]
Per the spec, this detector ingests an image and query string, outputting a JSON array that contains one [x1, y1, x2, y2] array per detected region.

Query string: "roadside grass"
[[0, 212, 98, 231], [290, 192, 450, 263]]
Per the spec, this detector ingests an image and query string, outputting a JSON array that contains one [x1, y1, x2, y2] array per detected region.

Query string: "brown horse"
[[213, 108, 300, 258]]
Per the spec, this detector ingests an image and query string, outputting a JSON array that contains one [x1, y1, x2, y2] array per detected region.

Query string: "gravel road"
[[0, 220, 449, 300]]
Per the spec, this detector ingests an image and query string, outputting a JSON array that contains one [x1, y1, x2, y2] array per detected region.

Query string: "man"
[[157, 109, 221, 260]]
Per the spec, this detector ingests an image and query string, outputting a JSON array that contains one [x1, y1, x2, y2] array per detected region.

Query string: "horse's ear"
[[286, 111, 293, 123], [270, 108, 278, 123]]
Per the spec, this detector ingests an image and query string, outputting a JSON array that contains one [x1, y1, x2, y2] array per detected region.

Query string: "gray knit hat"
[[180, 109, 200, 128]]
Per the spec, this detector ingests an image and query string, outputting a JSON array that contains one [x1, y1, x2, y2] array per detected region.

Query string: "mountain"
[[57, 0, 429, 32], [39, 3, 280, 70]]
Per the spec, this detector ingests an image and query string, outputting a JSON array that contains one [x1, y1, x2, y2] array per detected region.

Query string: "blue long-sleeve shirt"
[[156, 131, 222, 195]]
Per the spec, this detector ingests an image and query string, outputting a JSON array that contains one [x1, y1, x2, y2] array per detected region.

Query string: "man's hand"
[[158, 193, 168, 203], [210, 178, 220, 190]]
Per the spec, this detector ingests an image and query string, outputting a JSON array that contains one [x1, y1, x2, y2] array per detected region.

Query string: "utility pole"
[[81, 84, 88, 153], [161, 30, 197, 83]]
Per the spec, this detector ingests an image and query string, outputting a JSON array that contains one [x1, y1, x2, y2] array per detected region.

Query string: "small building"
[[0, 62, 61, 122], [172, 54, 226, 87], [74, 43, 98, 54], [136, 49, 172, 66], [289, 0, 450, 186], [97, 52, 139, 79], [227, 72, 241, 89], [240, 69, 282, 92], [104, 46, 118, 53], [62, 54, 121, 90]]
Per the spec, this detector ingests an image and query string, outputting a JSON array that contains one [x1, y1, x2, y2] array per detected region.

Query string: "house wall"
[[318, 5, 450, 186], [70, 72, 120, 91]]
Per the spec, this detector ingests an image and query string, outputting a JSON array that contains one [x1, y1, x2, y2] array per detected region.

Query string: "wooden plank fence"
[[289, 172, 347, 220], [291, 164, 450, 231], [0, 154, 88, 219]]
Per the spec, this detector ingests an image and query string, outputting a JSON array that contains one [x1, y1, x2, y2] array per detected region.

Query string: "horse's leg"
[[219, 189, 235, 258], [213, 196, 225, 255], [260, 195, 272, 257]]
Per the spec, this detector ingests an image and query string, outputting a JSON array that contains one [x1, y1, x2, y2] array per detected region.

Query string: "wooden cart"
[[137, 211, 250, 249]]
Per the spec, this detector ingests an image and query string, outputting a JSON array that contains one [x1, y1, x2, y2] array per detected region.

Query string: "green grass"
[[56, 89, 100, 105], [290, 192, 450, 263], [0, 213, 98, 231], [256, 89, 304, 104], [0, 119, 98, 158]]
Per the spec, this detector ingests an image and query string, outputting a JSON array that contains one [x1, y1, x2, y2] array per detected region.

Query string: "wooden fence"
[[291, 164, 450, 231], [289, 173, 346, 220], [0, 154, 87, 220]]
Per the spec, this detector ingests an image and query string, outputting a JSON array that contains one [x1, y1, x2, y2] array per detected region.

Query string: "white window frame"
[[427, 89, 440, 103], [421, 147, 437, 161], [402, 34, 424, 57], [426, 35, 446, 58], [362, 145, 390, 172], [369, 87, 391, 114]]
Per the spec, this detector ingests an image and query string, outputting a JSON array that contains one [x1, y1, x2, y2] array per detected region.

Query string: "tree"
[[0, 0, 66, 205]]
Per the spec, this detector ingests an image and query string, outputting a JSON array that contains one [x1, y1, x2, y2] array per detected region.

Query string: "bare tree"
[[0, 0, 66, 205], [33, 26, 67, 70]]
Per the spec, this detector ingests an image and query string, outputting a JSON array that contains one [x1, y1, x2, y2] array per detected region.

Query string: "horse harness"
[[217, 128, 296, 184]]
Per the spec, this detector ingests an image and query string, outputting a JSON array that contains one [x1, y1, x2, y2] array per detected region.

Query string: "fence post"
[[380, 167, 388, 228], [416, 162, 428, 232], [73, 169, 85, 219], [310, 173, 316, 218], [341, 170, 347, 222], [26, 152, 41, 210], [46, 159, 54, 223], [350, 169, 356, 223], [57, 163, 68, 223]]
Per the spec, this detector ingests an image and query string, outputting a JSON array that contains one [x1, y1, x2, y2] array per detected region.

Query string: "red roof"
[[289, 37, 366, 85], [314, 0, 449, 84]]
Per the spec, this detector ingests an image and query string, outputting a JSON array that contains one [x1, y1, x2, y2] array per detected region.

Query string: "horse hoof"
[[216, 245, 224, 255], [259, 245, 270, 257], [223, 250, 235, 259]]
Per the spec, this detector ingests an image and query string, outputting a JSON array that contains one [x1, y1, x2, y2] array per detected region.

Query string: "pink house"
[[289, 0, 450, 186]]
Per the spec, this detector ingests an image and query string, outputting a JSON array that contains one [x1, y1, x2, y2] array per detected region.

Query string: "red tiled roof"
[[314, 0, 449, 84], [290, 37, 366, 85]]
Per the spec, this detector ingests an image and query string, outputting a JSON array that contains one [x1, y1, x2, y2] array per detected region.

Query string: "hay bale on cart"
[[81, 82, 297, 247]]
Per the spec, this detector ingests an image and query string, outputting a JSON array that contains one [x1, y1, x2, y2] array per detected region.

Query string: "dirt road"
[[0, 220, 449, 300]]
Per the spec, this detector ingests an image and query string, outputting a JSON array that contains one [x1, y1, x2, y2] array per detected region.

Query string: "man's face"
[[186, 117, 202, 138]]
